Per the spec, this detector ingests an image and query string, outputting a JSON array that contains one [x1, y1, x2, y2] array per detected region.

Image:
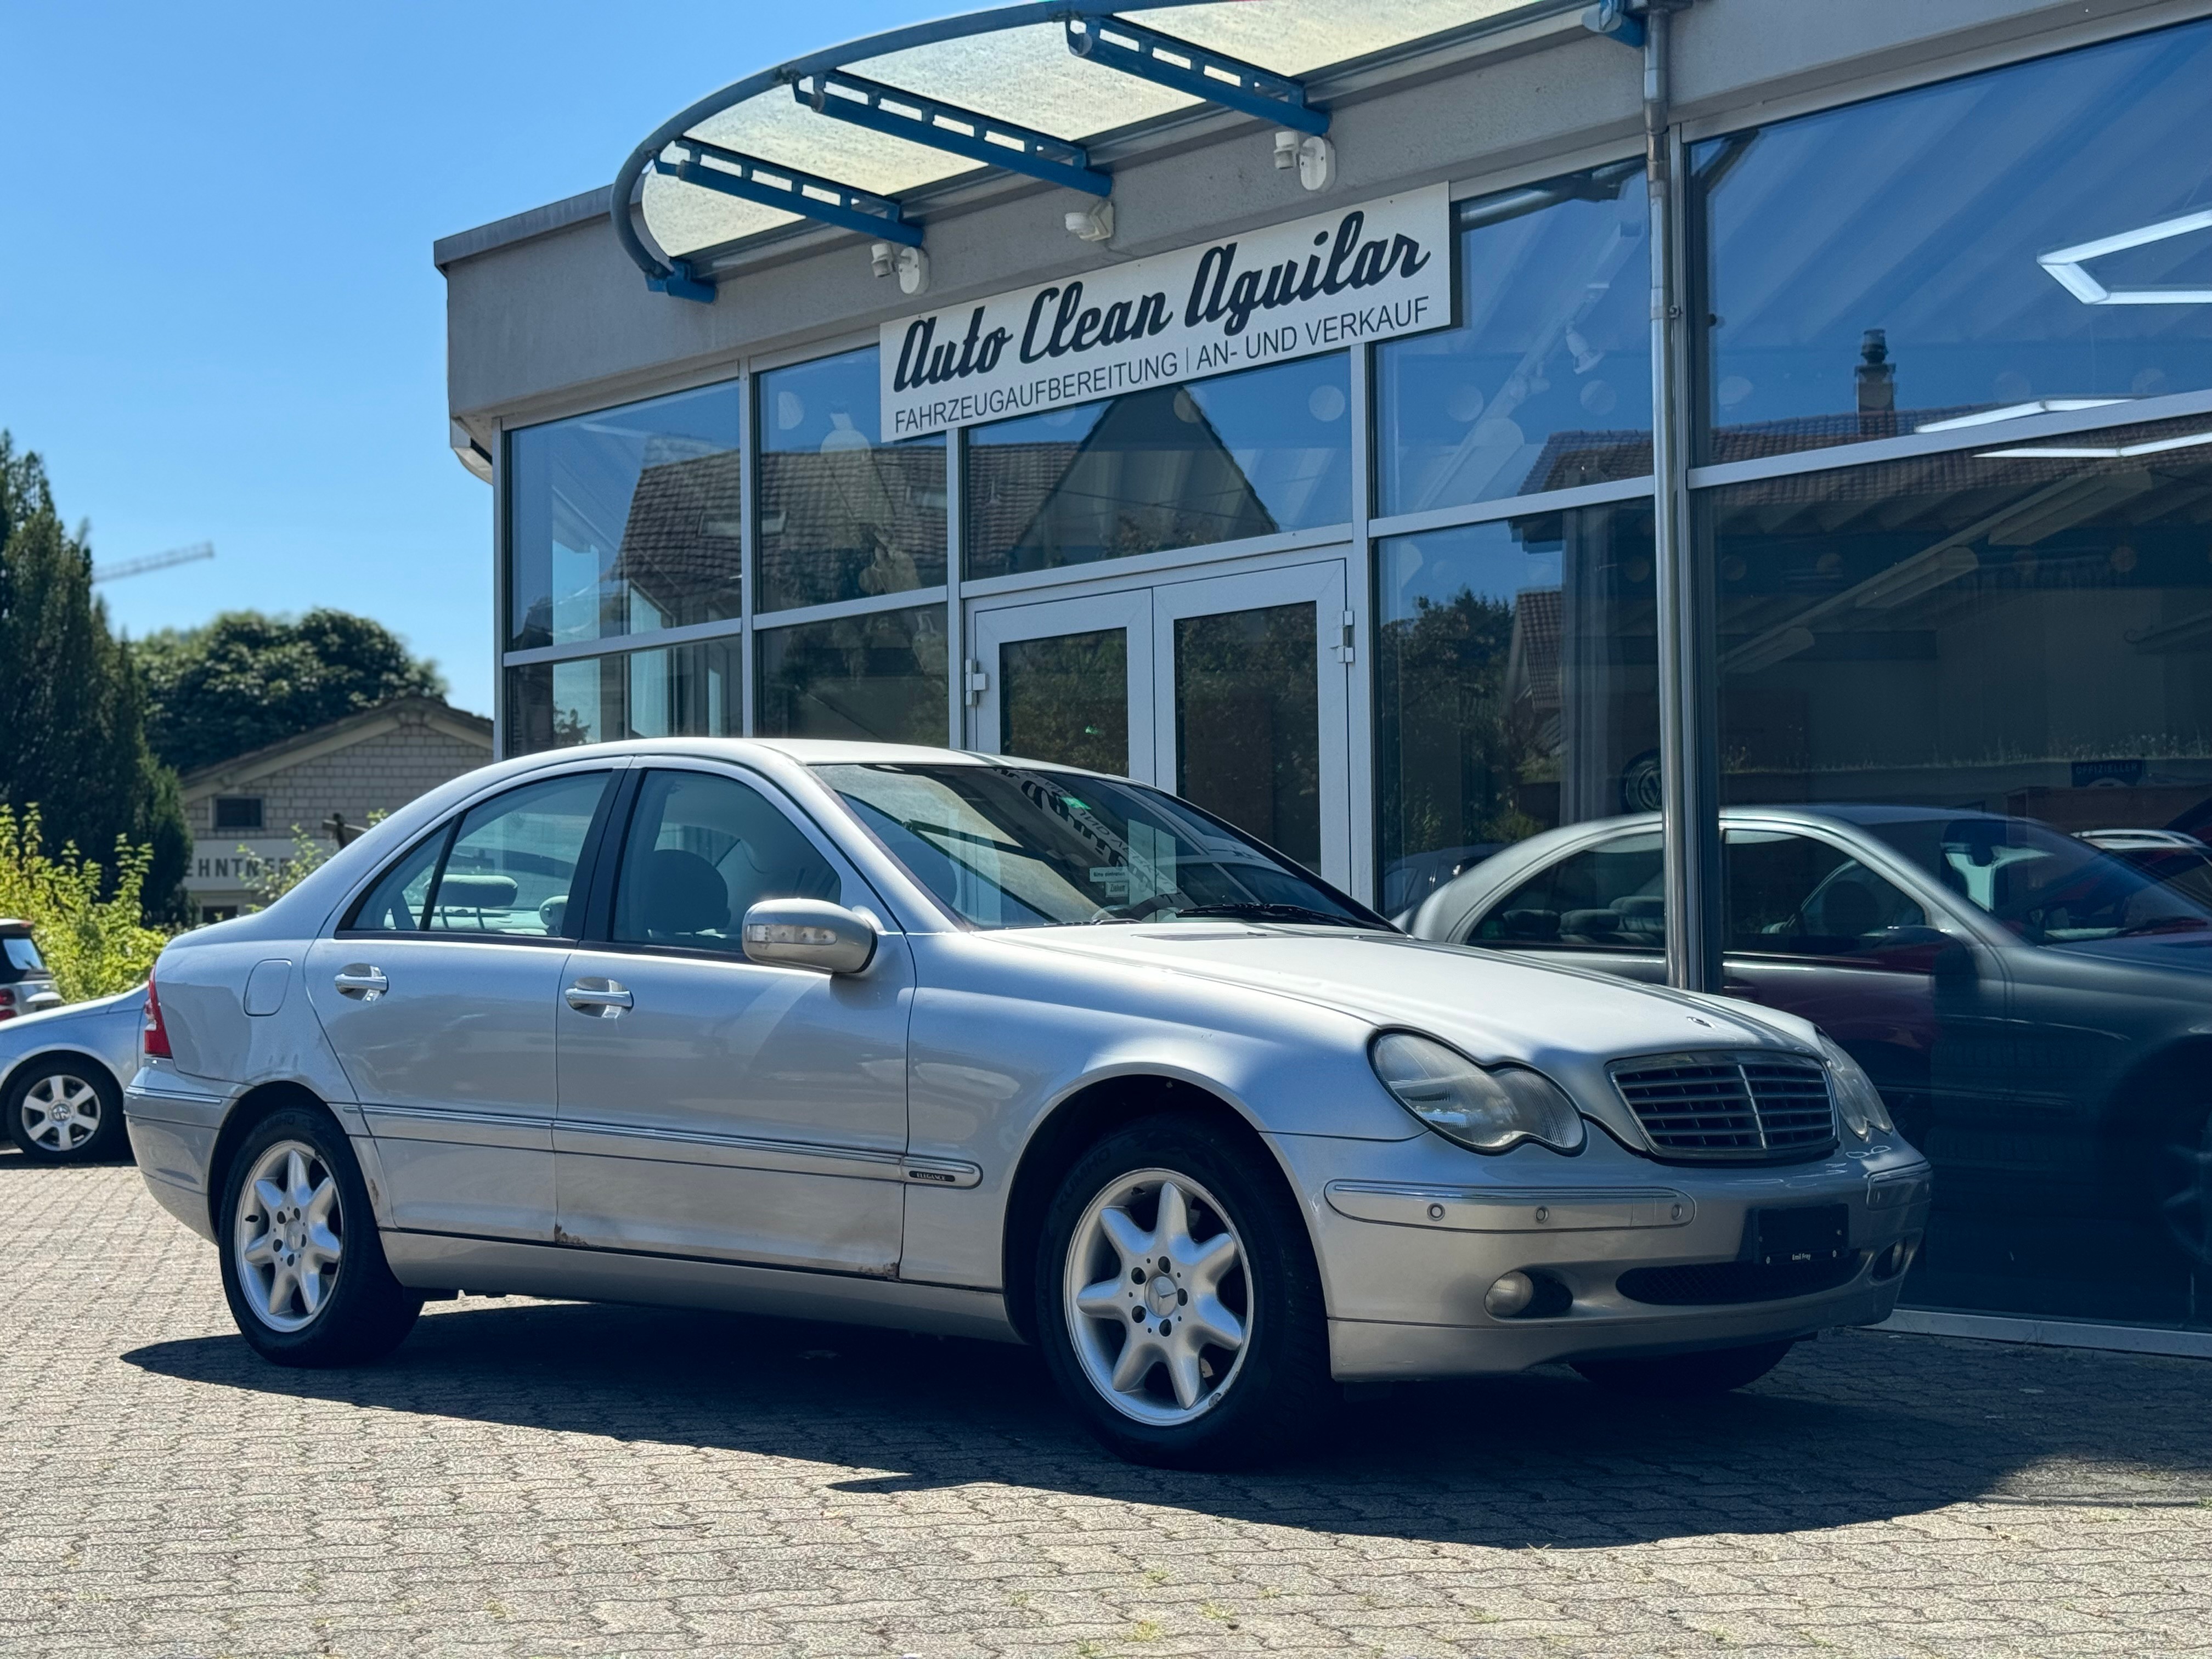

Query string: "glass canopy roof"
[[620, 1, 1549, 291]]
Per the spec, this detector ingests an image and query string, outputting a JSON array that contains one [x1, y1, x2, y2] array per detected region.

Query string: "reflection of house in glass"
[[968, 387, 1278, 579], [603, 446, 746, 629], [756, 443, 945, 613]]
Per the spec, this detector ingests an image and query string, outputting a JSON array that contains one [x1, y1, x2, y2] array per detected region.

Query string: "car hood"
[[999, 926, 1816, 1068]]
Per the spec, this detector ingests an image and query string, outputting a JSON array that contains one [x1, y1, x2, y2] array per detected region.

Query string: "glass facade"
[[497, 18, 2212, 1334], [1377, 503, 1658, 915], [755, 346, 945, 613], [754, 604, 947, 745], [1695, 18, 2212, 462], [965, 354, 1353, 580], [506, 385, 743, 652], [1378, 165, 1652, 515], [503, 639, 738, 753]]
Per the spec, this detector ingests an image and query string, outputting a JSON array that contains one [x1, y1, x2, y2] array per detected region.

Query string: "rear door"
[[305, 767, 616, 1241]]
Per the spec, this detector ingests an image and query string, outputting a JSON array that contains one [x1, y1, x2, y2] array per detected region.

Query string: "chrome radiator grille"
[[1609, 1053, 1836, 1161]]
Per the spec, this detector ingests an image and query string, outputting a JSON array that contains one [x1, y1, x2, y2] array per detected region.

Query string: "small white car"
[[1, 988, 146, 1163], [126, 742, 1930, 1466]]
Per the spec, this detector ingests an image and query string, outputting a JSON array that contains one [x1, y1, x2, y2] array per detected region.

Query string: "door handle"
[[334, 965, 388, 1002], [563, 978, 633, 1017]]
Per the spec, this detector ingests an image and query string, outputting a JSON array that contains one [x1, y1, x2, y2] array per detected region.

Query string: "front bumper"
[[1268, 1125, 1932, 1381]]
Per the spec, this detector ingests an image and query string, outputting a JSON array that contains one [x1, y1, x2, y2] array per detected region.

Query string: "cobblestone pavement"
[[4, 1154, 2209, 1659]]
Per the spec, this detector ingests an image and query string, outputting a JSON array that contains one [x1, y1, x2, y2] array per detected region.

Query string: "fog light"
[[1485, 1271, 1536, 1317]]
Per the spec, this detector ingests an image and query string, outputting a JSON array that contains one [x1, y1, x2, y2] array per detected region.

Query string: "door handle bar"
[[333, 966, 388, 1001], [564, 980, 633, 1015]]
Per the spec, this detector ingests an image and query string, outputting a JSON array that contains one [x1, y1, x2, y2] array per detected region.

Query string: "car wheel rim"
[[1063, 1167, 1252, 1427], [234, 1141, 343, 1333], [21, 1074, 101, 1153], [2156, 1112, 2212, 1266]]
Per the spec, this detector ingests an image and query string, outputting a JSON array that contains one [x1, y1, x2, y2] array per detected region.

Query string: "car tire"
[[1032, 1114, 1335, 1469], [216, 1105, 423, 1367], [4, 1057, 129, 1164], [1571, 1339, 1796, 1398]]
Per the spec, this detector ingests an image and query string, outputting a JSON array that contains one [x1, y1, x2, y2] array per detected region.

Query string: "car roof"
[[529, 736, 1126, 780]]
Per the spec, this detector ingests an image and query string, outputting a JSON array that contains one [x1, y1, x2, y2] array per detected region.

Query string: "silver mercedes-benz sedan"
[[126, 741, 1930, 1466]]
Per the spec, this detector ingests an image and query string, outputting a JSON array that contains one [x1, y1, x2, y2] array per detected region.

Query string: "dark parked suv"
[[0, 921, 60, 1023]]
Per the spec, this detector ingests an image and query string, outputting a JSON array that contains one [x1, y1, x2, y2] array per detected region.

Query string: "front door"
[[552, 764, 911, 1276], [970, 558, 1352, 886]]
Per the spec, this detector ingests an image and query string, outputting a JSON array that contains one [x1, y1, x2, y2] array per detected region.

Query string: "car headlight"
[[1817, 1033, 1895, 1139], [1370, 1032, 1585, 1154]]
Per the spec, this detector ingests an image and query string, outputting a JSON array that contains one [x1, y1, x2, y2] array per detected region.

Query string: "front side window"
[[1724, 829, 1927, 956], [425, 773, 609, 938], [1697, 18, 2212, 462], [1469, 832, 1663, 951], [816, 761, 1376, 931], [611, 770, 843, 953], [964, 354, 1352, 582]]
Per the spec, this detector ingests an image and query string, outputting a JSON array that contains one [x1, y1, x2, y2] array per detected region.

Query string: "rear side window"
[[346, 834, 444, 932], [429, 774, 609, 937], [1469, 833, 1664, 951], [611, 770, 842, 953], [343, 772, 610, 937]]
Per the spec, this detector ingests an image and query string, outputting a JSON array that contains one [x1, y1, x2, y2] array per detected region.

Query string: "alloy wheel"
[[233, 1141, 345, 1333], [1062, 1168, 1252, 1426], [20, 1073, 103, 1155]]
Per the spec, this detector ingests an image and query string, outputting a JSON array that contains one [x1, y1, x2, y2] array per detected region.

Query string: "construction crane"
[[91, 541, 215, 583]]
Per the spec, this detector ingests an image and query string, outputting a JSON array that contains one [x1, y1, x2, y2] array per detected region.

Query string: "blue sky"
[[3, 1, 950, 715]]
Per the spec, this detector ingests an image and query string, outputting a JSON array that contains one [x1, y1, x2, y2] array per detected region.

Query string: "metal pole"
[[1645, 3, 1721, 991]]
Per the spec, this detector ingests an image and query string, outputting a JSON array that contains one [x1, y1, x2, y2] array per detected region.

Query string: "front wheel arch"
[[999, 1073, 1312, 1348]]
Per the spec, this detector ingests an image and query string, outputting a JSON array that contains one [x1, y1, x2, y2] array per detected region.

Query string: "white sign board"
[[880, 184, 1453, 439], [185, 837, 332, 893]]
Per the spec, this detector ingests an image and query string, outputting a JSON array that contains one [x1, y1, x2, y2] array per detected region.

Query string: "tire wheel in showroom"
[[4, 1057, 129, 1164], [1571, 1339, 1796, 1398], [217, 1105, 423, 1367], [1033, 1114, 1335, 1469]]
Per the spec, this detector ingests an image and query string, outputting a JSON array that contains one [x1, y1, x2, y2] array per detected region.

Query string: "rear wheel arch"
[[999, 1071, 1312, 1347], [205, 1081, 345, 1234]]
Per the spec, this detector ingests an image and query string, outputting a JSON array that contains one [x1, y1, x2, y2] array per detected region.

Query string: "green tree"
[[0, 433, 190, 918], [0, 806, 168, 1000], [135, 608, 447, 776]]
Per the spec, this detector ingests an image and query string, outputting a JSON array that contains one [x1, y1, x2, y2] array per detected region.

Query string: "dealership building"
[[437, 0, 2212, 1348]]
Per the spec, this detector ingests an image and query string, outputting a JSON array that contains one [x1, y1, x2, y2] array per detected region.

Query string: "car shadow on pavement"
[[123, 1296, 2137, 1548]]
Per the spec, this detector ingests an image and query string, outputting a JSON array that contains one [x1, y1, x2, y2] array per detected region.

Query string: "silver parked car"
[[2, 988, 146, 1163], [126, 742, 1929, 1466]]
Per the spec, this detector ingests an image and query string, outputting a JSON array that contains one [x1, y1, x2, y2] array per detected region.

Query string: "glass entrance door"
[[970, 559, 1352, 885]]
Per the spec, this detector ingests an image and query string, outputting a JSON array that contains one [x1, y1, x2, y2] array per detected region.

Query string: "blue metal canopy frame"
[[610, 1, 1323, 303]]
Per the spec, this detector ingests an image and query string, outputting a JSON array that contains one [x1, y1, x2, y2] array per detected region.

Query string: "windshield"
[[815, 762, 1384, 931], [1861, 816, 2212, 946]]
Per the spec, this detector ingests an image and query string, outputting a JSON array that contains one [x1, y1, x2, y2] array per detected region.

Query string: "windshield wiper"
[[2113, 915, 2212, 938], [1169, 902, 1372, 929]]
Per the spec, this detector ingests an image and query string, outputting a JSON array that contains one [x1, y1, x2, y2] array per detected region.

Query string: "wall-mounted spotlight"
[[1065, 201, 1114, 242], [1274, 129, 1335, 192], [870, 241, 930, 295]]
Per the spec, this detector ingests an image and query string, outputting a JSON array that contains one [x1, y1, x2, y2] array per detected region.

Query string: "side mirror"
[[741, 898, 878, 975]]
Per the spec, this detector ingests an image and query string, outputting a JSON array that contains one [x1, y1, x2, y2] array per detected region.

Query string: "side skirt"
[[381, 1231, 1022, 1345]]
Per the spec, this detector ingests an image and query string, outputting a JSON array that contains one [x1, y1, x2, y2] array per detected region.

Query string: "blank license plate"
[[1747, 1204, 1850, 1266]]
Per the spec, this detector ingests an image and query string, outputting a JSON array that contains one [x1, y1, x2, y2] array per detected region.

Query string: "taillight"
[[0, 988, 14, 1022], [142, 973, 172, 1059]]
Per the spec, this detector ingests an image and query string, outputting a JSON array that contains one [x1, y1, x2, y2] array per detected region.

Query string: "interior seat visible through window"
[[611, 770, 843, 953]]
